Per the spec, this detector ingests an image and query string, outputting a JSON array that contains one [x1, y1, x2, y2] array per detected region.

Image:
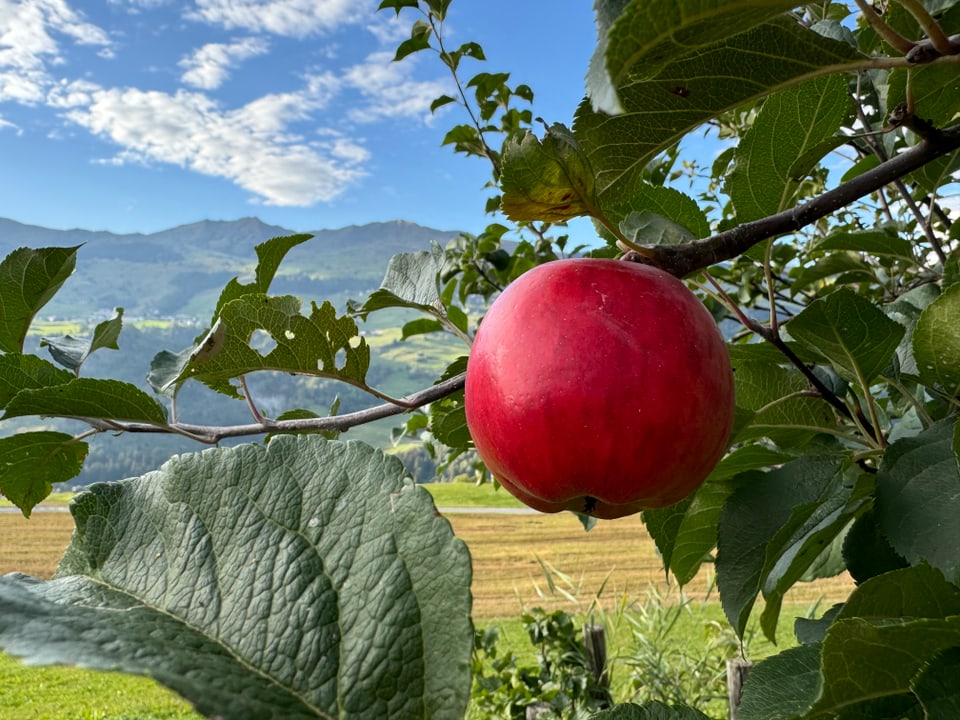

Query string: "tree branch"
[[650, 122, 960, 278], [80, 373, 467, 444]]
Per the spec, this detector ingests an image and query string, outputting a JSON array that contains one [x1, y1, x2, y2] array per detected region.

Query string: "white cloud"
[[343, 51, 451, 124], [0, 0, 111, 103], [179, 37, 269, 90], [188, 0, 372, 38], [65, 85, 368, 205]]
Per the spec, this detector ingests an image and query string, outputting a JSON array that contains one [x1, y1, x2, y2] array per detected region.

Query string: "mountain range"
[[0, 216, 461, 320], [0, 216, 468, 487]]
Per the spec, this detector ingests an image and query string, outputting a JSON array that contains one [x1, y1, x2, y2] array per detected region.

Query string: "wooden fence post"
[[583, 623, 609, 687], [727, 657, 752, 719], [525, 701, 552, 719]]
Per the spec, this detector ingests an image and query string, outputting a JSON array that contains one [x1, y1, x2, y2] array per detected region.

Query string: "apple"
[[464, 258, 735, 519]]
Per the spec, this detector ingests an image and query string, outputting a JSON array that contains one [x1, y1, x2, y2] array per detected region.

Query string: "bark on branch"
[[650, 122, 960, 278], [82, 372, 467, 444]]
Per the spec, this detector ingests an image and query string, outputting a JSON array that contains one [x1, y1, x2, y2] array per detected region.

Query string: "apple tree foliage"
[[1, 0, 960, 718]]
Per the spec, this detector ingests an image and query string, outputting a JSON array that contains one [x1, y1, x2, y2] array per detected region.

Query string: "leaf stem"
[[854, 0, 916, 55], [894, 0, 960, 56]]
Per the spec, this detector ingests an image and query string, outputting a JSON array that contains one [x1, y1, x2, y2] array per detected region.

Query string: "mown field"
[[0, 485, 853, 719]]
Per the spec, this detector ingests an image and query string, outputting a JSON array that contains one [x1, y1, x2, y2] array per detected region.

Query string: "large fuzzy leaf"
[[0, 436, 473, 720]]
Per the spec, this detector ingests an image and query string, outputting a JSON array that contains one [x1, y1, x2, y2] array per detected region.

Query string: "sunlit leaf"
[[500, 123, 598, 222], [173, 296, 370, 399], [41, 307, 124, 373], [727, 73, 853, 222], [214, 234, 312, 317]]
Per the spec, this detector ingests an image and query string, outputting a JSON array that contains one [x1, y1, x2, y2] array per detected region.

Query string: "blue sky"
[[0, 0, 598, 239]]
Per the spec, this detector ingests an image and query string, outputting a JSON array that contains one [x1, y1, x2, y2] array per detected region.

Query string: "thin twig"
[[78, 373, 468, 445]]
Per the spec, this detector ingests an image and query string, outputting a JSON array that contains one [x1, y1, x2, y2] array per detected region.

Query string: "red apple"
[[464, 258, 735, 519]]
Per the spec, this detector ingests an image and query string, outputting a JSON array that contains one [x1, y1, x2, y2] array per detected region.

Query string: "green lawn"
[[0, 654, 200, 720], [0, 493, 75, 510], [420, 480, 525, 508]]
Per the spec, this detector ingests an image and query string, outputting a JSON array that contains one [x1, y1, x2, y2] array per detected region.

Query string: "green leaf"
[[794, 603, 844, 645], [431, 392, 470, 449], [500, 124, 598, 222], [885, 282, 941, 379], [790, 252, 873, 296], [889, 63, 960, 128], [214, 234, 312, 317], [587, 0, 803, 115], [0, 437, 473, 719], [348, 245, 450, 318], [0, 354, 74, 409], [876, 418, 960, 584], [41, 307, 124, 373], [837, 564, 960, 621], [0, 431, 88, 517], [727, 73, 853, 222], [0, 246, 79, 353], [394, 18, 432, 61], [842, 509, 908, 585], [913, 283, 960, 397], [737, 644, 822, 720], [589, 700, 711, 720], [3, 378, 168, 425], [643, 445, 788, 586], [810, 616, 960, 717], [575, 17, 862, 205], [913, 647, 960, 719], [814, 230, 916, 264], [787, 287, 905, 387], [716, 456, 846, 637], [401, 318, 445, 340], [173, 296, 370, 398], [377, 0, 419, 14], [758, 468, 872, 641], [731, 359, 836, 447]]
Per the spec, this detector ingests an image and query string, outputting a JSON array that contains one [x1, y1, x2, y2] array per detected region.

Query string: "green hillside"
[[1, 217, 468, 487]]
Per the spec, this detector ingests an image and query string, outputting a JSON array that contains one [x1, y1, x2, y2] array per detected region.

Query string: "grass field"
[[0, 486, 853, 718]]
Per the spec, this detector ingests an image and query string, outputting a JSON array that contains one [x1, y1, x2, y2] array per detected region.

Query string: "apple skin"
[[464, 258, 735, 519]]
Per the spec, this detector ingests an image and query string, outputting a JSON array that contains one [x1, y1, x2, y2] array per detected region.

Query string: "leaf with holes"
[[172, 296, 370, 399]]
